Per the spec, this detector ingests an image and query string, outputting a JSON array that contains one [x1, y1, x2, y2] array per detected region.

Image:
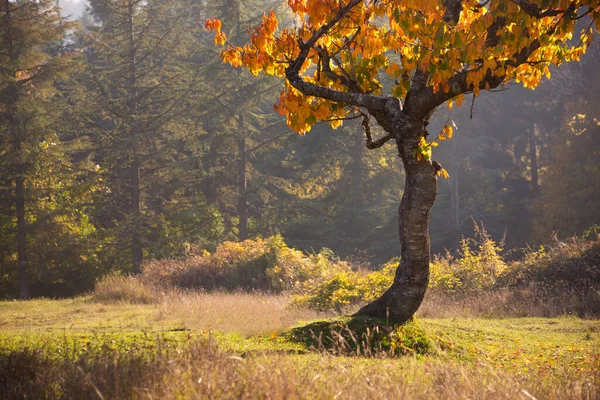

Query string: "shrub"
[[501, 237, 600, 291], [429, 224, 507, 295], [291, 260, 396, 312], [295, 226, 600, 316], [142, 235, 349, 293], [140, 230, 599, 316], [267, 242, 351, 292]]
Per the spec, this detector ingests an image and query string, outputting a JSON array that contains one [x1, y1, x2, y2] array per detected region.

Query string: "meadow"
[[2, 234, 599, 399], [0, 290, 598, 399]]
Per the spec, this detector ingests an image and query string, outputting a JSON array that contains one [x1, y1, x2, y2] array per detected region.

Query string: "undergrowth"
[[91, 227, 600, 317]]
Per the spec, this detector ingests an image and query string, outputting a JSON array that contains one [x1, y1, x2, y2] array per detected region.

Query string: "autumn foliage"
[[207, 0, 598, 135]]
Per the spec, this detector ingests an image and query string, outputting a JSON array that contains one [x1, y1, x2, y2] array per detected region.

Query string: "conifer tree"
[[0, 0, 76, 297], [82, 0, 200, 272]]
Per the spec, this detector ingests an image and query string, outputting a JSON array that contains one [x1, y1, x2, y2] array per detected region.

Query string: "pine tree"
[[0, 0, 76, 298], [81, 0, 200, 272]]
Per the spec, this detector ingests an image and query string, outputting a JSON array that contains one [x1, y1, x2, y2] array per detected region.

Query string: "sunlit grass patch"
[[0, 295, 598, 399], [421, 317, 600, 380], [284, 315, 433, 357]]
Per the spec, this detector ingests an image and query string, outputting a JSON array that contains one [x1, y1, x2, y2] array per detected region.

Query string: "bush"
[[136, 229, 600, 316], [142, 235, 349, 293], [430, 223, 507, 295], [295, 226, 600, 316], [501, 237, 600, 291], [291, 260, 396, 312]]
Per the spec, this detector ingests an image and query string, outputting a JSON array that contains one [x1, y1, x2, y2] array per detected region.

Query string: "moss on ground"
[[284, 315, 433, 356]]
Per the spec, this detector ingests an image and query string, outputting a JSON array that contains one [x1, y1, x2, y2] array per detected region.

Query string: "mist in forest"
[[1, 0, 598, 298]]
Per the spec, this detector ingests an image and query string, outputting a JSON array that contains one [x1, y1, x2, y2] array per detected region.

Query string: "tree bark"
[[131, 156, 142, 273], [451, 131, 460, 236], [350, 126, 364, 201], [4, 0, 29, 299], [237, 129, 248, 241], [530, 125, 539, 192], [127, 0, 142, 274], [16, 151, 29, 299], [357, 118, 437, 323]]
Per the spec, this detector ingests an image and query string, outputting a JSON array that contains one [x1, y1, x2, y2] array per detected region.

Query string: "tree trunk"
[[530, 125, 539, 193], [451, 131, 460, 237], [131, 156, 142, 273], [16, 155, 29, 299], [4, 0, 29, 298], [357, 119, 437, 323], [126, 0, 142, 273], [237, 132, 247, 241], [350, 126, 364, 201]]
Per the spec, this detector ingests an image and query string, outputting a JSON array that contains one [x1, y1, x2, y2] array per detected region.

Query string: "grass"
[[0, 293, 598, 399]]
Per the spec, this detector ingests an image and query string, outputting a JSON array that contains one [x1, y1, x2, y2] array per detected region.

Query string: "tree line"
[[1, 0, 598, 299]]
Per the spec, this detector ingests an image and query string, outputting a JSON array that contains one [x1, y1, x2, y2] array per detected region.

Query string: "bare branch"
[[361, 112, 394, 149], [506, 0, 565, 18], [317, 46, 363, 92]]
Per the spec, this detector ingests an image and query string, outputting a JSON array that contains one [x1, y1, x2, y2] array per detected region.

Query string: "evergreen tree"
[[0, 0, 77, 297], [81, 0, 201, 272]]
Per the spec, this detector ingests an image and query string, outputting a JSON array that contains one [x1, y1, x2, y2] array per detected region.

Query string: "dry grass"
[[91, 274, 333, 336], [153, 348, 597, 400], [156, 291, 333, 336], [418, 286, 600, 319], [90, 272, 599, 332], [1, 336, 597, 400], [1, 292, 598, 399], [92, 273, 161, 304]]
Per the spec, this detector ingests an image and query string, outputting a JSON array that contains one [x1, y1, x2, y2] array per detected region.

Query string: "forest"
[[1, 0, 598, 300], [0, 0, 599, 398]]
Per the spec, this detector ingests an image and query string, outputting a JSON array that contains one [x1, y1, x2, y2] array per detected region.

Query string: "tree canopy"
[[207, 0, 598, 137]]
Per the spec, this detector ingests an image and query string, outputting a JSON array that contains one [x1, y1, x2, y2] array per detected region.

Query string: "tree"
[[207, 0, 599, 322], [189, 0, 288, 242], [82, 0, 201, 273], [0, 0, 76, 298]]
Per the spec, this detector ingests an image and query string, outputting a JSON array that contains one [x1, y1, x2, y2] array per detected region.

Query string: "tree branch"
[[284, 0, 394, 115], [405, 2, 578, 119], [506, 0, 565, 18], [361, 112, 394, 149]]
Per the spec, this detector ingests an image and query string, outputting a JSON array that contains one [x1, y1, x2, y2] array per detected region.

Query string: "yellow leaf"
[[214, 31, 227, 46], [442, 125, 453, 139]]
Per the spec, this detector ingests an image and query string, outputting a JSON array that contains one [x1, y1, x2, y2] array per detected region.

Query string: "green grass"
[[0, 297, 170, 333], [0, 296, 598, 399]]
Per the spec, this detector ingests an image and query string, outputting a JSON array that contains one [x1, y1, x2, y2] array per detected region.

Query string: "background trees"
[[0, 0, 88, 298], [0, 0, 598, 299]]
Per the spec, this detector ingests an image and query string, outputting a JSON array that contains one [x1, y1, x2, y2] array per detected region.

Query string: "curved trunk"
[[357, 119, 437, 323]]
